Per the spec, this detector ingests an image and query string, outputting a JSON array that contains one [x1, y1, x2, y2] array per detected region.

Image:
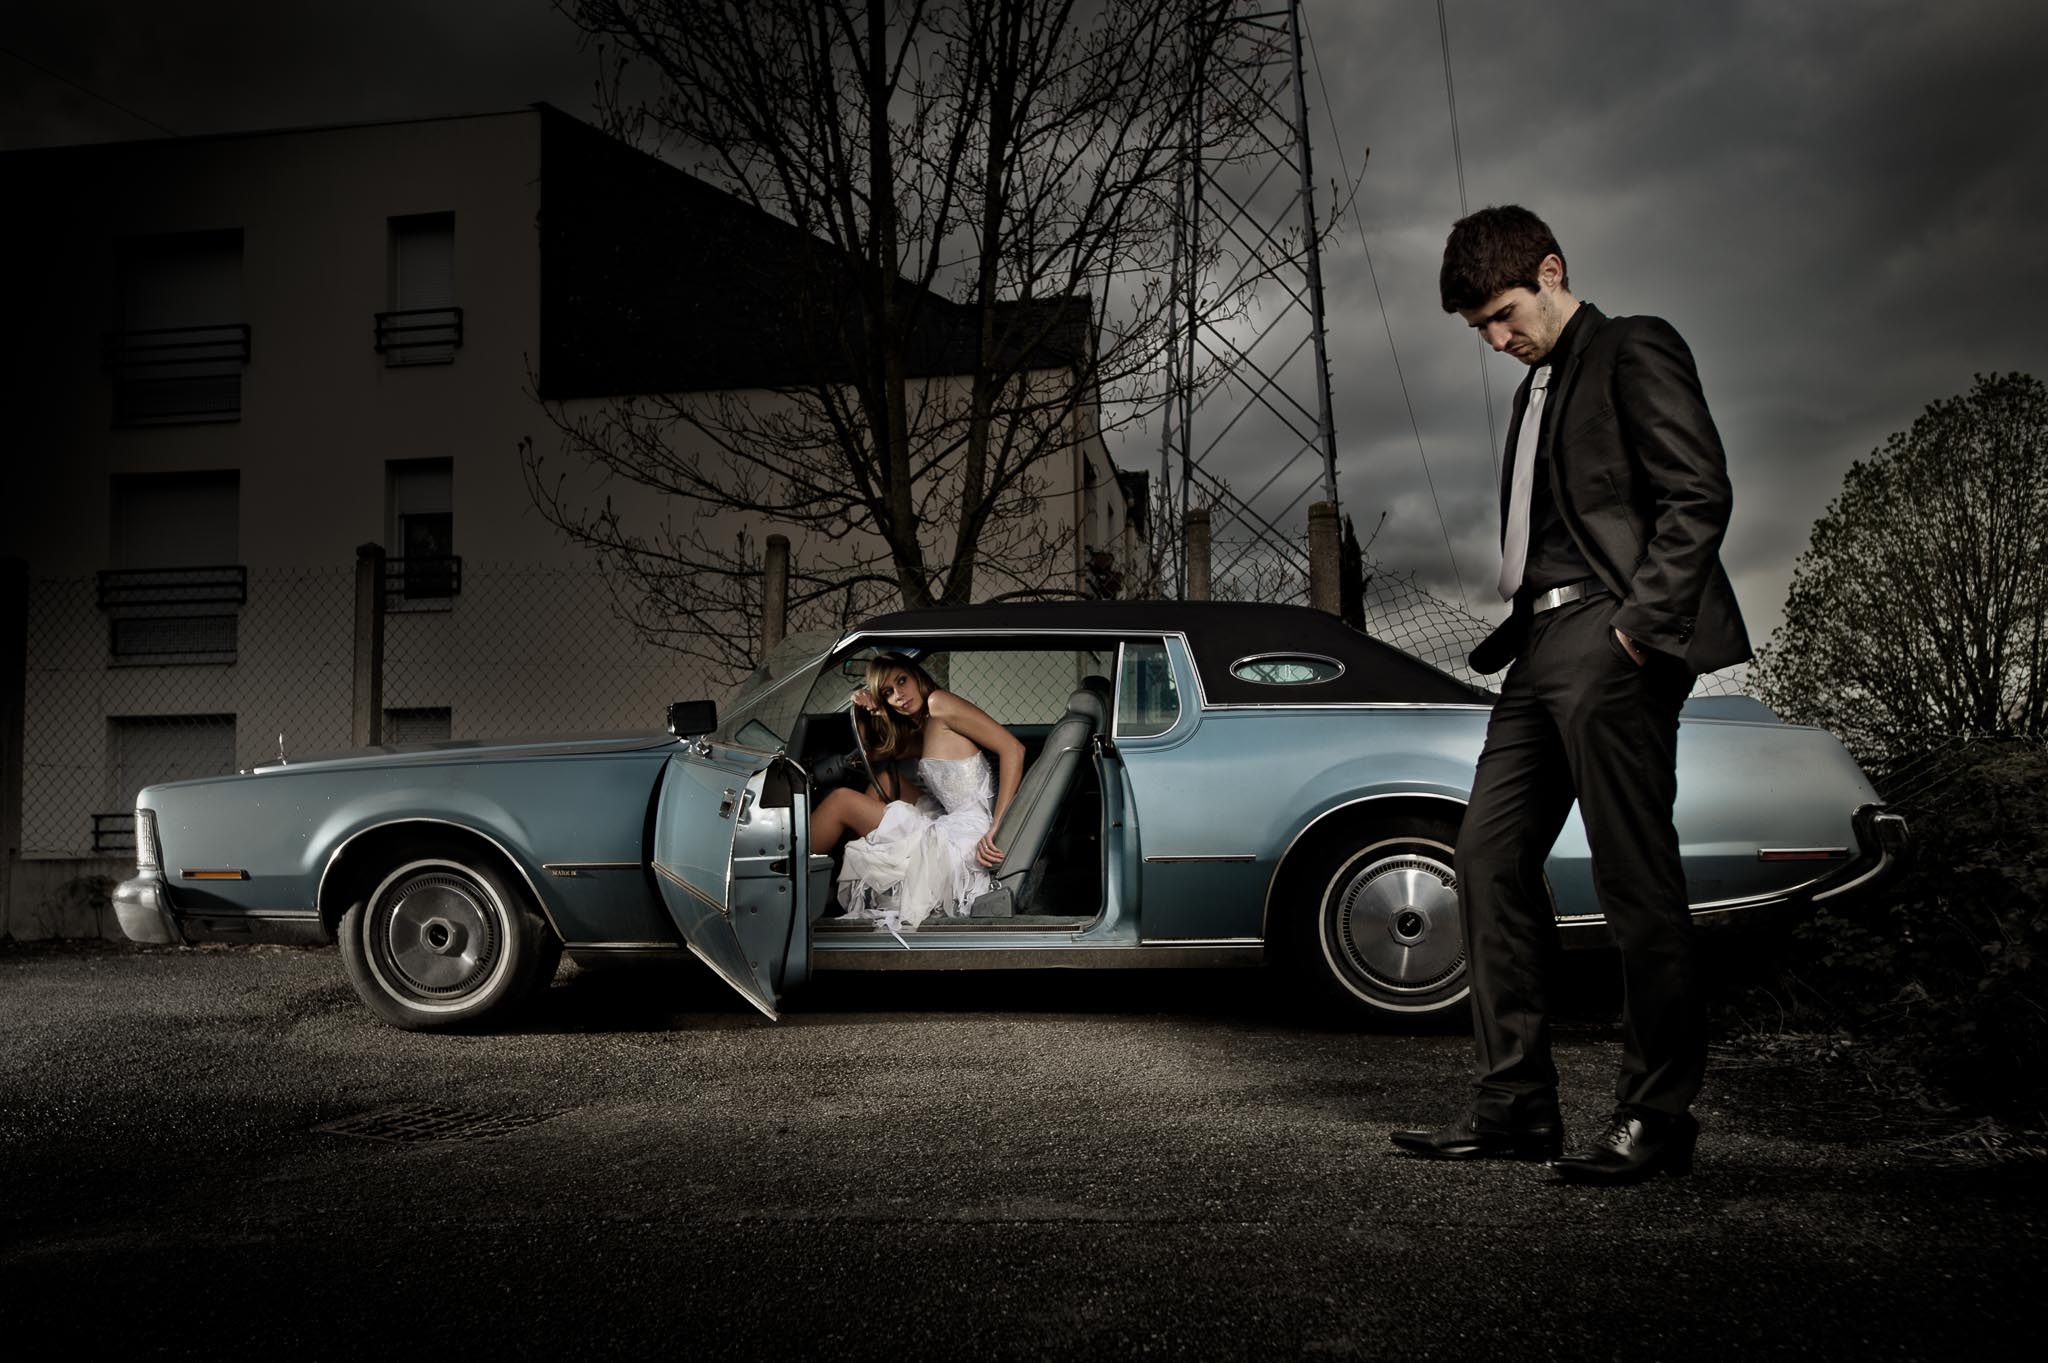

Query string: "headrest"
[[1063, 687, 1109, 728]]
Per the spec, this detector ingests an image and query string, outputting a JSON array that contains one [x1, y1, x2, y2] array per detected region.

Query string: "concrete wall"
[[4, 856, 133, 940]]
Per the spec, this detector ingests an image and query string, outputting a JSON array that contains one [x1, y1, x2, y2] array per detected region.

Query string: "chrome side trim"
[[1137, 936, 1262, 947], [1757, 847, 1850, 860], [562, 940, 681, 951], [683, 939, 780, 1021], [542, 861, 642, 877], [652, 859, 727, 914], [1143, 854, 1257, 864], [1197, 701, 1495, 712], [314, 816, 564, 939], [812, 942, 1266, 972], [1687, 874, 1829, 912]]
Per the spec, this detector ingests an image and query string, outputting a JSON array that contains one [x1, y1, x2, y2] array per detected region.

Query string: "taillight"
[[135, 808, 161, 871]]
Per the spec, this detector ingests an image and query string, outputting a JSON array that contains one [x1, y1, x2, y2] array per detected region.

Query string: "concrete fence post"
[[1308, 501, 1340, 615], [1186, 508, 1211, 601], [761, 534, 790, 655], [352, 543, 386, 748]]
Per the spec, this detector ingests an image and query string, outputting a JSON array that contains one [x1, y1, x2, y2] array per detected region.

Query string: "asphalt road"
[[2, 942, 2040, 1361]]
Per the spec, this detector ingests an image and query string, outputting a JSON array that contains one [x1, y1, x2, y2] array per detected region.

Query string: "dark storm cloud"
[[0, 1, 591, 145], [1247, 0, 2048, 636], [6, 0, 2043, 638]]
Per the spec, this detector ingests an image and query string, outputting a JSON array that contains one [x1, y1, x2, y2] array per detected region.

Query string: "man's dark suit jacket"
[[1470, 304, 1752, 677]]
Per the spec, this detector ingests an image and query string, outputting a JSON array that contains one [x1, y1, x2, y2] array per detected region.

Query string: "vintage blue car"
[[113, 601, 1908, 1029]]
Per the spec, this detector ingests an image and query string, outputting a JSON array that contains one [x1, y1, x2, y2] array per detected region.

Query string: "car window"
[[798, 644, 884, 719], [812, 645, 1114, 727], [1229, 653, 1344, 685], [927, 649, 1113, 725], [711, 634, 838, 750], [1117, 640, 1180, 737]]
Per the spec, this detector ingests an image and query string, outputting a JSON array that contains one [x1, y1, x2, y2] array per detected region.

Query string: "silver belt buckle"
[[1532, 582, 1591, 614]]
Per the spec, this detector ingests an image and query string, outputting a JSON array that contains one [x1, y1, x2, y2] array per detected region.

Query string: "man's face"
[[1456, 255, 1572, 365]]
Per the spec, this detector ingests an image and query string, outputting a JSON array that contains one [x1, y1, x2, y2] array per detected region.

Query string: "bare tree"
[[524, 0, 1274, 669], [1751, 372, 2048, 763]]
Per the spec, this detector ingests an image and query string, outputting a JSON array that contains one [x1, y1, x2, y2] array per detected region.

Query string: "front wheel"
[[1289, 818, 1471, 1019], [338, 847, 553, 1031]]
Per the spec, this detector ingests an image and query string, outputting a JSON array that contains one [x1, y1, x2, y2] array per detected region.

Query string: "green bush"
[[1760, 741, 2047, 1116]]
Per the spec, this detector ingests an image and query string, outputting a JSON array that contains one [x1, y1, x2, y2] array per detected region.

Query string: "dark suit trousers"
[[1457, 596, 1703, 1126]]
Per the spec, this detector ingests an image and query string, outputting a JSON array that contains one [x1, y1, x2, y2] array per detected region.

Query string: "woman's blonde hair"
[[861, 652, 939, 766]]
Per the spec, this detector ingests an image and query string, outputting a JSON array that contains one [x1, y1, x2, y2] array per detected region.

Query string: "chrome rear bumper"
[[113, 873, 183, 945], [1559, 803, 1911, 948]]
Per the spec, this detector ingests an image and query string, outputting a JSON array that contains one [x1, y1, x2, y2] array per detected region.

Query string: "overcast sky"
[[6, 0, 2046, 644]]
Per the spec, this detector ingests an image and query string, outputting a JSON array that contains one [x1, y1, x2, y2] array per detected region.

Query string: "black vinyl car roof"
[[850, 600, 1489, 706]]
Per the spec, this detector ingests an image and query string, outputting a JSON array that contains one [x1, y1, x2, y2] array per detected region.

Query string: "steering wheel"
[[847, 698, 885, 799]]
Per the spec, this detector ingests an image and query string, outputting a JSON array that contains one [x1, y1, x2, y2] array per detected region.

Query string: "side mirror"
[[666, 699, 718, 738]]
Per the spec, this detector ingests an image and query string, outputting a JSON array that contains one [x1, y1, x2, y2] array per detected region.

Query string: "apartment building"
[[0, 105, 1144, 936]]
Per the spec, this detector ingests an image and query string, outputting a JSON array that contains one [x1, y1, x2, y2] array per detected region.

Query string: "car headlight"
[[135, 807, 161, 872]]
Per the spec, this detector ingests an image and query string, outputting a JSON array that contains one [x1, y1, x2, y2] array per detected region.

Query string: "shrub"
[[1762, 741, 2048, 1116]]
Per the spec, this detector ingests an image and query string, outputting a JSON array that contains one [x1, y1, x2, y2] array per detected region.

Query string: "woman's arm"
[[926, 690, 1025, 866]]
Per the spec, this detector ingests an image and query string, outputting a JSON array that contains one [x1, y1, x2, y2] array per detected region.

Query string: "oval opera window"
[[1228, 652, 1345, 686]]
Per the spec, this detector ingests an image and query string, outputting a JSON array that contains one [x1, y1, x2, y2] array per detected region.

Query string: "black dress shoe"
[[1390, 1116, 1563, 1161], [1550, 1111, 1699, 1185]]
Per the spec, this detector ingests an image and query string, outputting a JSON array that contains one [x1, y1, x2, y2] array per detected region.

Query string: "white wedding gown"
[[837, 752, 995, 933]]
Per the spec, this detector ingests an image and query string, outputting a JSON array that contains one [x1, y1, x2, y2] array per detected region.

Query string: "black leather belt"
[[1530, 580, 1609, 614]]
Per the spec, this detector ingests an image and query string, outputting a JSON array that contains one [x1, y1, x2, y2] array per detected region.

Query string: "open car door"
[[650, 748, 810, 1019]]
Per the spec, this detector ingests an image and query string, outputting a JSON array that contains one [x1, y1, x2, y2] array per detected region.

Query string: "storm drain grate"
[[315, 1104, 560, 1143]]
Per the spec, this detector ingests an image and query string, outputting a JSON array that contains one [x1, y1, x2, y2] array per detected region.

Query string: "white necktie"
[[1497, 364, 1551, 601]]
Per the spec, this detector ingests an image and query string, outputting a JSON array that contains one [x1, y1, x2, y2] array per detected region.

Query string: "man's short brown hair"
[[1439, 205, 1568, 313]]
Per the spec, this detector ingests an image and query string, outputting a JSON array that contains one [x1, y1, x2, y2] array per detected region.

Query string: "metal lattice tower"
[[1156, 0, 1342, 604]]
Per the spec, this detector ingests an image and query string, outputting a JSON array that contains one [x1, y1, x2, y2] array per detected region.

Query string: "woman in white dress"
[[809, 653, 1026, 933]]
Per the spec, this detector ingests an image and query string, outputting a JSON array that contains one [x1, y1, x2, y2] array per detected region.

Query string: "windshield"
[[710, 630, 840, 752]]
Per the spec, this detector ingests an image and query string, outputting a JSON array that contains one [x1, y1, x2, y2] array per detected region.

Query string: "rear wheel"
[[1290, 818, 1470, 1019], [338, 846, 552, 1030]]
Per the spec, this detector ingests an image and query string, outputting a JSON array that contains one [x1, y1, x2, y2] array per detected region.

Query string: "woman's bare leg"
[[810, 785, 887, 850]]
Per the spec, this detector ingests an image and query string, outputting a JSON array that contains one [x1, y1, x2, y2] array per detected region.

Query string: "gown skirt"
[[837, 752, 995, 932]]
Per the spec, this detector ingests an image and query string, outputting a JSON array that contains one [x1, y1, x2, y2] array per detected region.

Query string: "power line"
[[1435, 0, 1501, 487], [0, 42, 178, 137], [1303, 2, 1468, 607]]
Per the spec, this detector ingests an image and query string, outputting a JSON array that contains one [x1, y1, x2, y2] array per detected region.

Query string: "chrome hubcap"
[[379, 871, 500, 997], [1332, 851, 1464, 993]]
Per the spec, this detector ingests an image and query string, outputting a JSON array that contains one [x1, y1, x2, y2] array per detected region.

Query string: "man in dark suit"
[[1391, 206, 1750, 1184]]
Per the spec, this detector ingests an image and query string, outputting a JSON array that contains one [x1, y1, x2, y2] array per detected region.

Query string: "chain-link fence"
[[1866, 735, 2048, 815], [1197, 536, 1745, 697], [20, 536, 1755, 859], [19, 563, 736, 858]]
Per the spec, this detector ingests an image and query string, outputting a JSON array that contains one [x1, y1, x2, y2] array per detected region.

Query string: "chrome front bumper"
[[113, 873, 184, 945]]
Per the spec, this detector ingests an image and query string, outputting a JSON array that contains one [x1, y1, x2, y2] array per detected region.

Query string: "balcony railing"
[[384, 555, 462, 608], [92, 812, 136, 854], [104, 323, 251, 424], [375, 307, 463, 366], [98, 565, 246, 662]]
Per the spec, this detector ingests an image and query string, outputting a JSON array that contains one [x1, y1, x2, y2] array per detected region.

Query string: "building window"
[[99, 715, 237, 850], [384, 707, 452, 744], [378, 213, 461, 365], [103, 472, 243, 663], [108, 229, 248, 424], [385, 459, 458, 606]]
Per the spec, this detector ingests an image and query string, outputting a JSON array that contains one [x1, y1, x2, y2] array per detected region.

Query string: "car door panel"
[[650, 750, 807, 1018]]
